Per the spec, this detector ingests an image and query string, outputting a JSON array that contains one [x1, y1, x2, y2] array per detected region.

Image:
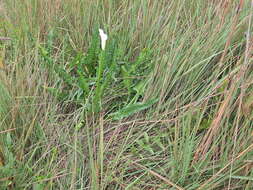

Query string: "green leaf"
[[54, 65, 74, 86], [133, 81, 146, 95], [144, 132, 149, 143], [110, 98, 158, 120], [77, 71, 90, 94], [145, 145, 154, 154], [84, 28, 100, 75], [75, 121, 84, 131], [121, 65, 132, 93], [6, 133, 12, 148]]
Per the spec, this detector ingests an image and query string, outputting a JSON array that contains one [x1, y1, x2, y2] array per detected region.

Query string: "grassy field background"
[[0, 0, 253, 189]]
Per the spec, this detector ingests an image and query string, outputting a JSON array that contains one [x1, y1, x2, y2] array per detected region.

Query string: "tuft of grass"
[[0, 0, 253, 189]]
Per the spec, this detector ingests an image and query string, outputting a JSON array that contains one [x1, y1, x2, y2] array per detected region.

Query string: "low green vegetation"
[[0, 0, 253, 189]]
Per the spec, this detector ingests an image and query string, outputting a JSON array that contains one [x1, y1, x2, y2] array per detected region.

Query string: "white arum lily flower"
[[99, 29, 108, 50]]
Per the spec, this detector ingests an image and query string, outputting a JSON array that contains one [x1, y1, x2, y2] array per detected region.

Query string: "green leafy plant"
[[40, 28, 155, 119]]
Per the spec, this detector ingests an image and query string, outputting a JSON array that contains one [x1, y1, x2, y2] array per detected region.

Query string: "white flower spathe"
[[99, 29, 108, 50]]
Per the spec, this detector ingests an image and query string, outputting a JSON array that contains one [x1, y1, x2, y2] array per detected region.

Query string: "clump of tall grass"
[[0, 0, 253, 189]]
